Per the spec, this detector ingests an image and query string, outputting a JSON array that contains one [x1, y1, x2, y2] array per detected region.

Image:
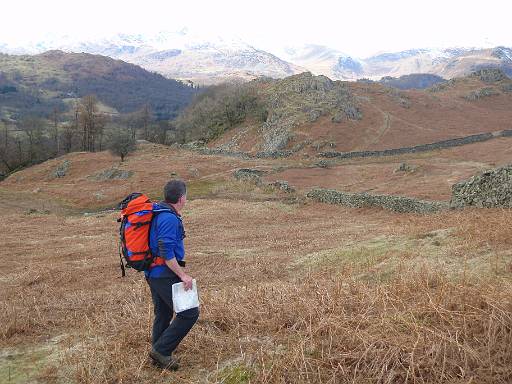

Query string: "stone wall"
[[450, 164, 512, 208], [319, 130, 512, 160], [184, 129, 512, 161], [307, 188, 448, 213]]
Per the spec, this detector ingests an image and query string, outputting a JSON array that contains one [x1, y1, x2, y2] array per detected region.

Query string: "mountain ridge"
[[3, 32, 511, 84], [0, 32, 304, 85]]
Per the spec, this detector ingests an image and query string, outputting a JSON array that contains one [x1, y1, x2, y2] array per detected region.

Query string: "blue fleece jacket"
[[145, 202, 185, 279]]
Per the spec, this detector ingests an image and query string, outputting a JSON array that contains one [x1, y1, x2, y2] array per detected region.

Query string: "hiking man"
[[146, 179, 199, 370]]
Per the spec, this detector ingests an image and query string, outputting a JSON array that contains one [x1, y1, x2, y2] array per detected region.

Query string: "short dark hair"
[[164, 179, 187, 204]]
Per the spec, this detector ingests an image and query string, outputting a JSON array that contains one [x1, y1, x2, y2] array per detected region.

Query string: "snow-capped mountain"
[[274, 45, 512, 80], [0, 31, 305, 85], [277, 44, 364, 80], [1, 31, 511, 83]]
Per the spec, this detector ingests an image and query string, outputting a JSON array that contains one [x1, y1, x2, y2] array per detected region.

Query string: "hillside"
[[1, 141, 512, 383], [175, 69, 512, 156], [0, 50, 198, 120]]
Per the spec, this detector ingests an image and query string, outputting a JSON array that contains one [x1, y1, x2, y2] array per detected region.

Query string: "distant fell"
[[274, 45, 512, 81], [0, 50, 198, 120], [379, 74, 446, 89]]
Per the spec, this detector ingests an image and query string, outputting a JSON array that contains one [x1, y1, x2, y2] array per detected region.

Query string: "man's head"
[[164, 179, 187, 212]]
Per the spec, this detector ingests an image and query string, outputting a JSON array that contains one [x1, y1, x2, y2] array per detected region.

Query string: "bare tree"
[[18, 116, 45, 163], [50, 107, 60, 155], [61, 123, 77, 153], [150, 120, 170, 144], [96, 114, 107, 151], [78, 95, 106, 152], [140, 104, 152, 140], [121, 112, 138, 140], [0, 122, 14, 173]]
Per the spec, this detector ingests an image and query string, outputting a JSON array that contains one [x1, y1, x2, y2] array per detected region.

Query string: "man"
[[146, 179, 199, 370]]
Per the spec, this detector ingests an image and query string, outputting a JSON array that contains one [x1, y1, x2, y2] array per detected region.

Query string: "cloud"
[[2, 0, 511, 56]]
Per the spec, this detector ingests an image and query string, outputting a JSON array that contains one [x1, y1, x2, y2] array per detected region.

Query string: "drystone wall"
[[307, 188, 448, 214], [181, 130, 512, 160], [319, 130, 512, 160]]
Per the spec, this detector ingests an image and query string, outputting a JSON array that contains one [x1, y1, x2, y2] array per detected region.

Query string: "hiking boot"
[[149, 349, 180, 371]]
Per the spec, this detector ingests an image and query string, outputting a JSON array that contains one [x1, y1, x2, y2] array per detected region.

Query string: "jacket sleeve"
[[156, 214, 180, 261]]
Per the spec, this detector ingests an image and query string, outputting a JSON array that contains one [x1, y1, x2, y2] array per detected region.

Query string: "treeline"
[[0, 95, 175, 178], [0, 82, 271, 179], [174, 83, 267, 143]]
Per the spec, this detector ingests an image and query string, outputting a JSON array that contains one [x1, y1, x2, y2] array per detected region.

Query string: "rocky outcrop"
[[50, 160, 70, 179], [501, 83, 512, 92], [450, 164, 512, 208], [233, 169, 264, 184], [395, 162, 417, 173], [268, 180, 295, 193], [307, 188, 448, 214], [464, 87, 499, 101], [90, 168, 133, 181], [257, 72, 361, 153], [471, 68, 508, 83]]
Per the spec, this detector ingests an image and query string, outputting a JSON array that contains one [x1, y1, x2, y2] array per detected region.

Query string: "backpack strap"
[[118, 241, 126, 277], [149, 206, 186, 268]]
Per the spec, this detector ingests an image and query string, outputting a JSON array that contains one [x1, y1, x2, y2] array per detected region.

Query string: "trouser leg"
[[149, 278, 200, 356], [154, 307, 199, 356], [147, 278, 173, 346]]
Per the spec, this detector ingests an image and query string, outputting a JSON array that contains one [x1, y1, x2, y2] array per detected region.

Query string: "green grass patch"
[[187, 179, 227, 199], [297, 235, 404, 269], [215, 363, 255, 384], [0, 347, 51, 384], [293, 232, 460, 282]]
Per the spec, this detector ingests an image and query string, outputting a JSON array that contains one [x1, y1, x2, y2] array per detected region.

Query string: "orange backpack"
[[117, 193, 170, 276]]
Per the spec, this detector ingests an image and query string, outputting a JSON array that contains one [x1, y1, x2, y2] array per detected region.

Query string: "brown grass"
[[1, 146, 512, 383], [1, 196, 512, 383]]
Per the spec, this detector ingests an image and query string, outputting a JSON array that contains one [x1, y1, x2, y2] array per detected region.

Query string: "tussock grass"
[[1, 200, 512, 383], [41, 270, 512, 383]]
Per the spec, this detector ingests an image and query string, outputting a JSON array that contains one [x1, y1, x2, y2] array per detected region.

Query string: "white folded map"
[[172, 279, 199, 313]]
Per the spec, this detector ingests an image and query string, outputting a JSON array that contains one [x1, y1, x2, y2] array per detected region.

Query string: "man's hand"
[[181, 273, 193, 291], [165, 258, 194, 290]]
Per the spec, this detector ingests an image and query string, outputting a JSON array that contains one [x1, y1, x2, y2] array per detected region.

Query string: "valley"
[[1, 128, 512, 382], [1, 47, 512, 383]]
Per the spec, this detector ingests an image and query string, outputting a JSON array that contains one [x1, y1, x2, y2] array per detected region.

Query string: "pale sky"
[[1, 0, 511, 57]]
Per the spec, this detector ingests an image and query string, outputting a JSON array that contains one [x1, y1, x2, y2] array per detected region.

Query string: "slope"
[[1, 141, 512, 384], [176, 69, 512, 157], [0, 50, 198, 120]]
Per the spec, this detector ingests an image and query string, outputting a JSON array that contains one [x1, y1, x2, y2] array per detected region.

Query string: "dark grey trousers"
[[147, 277, 199, 356]]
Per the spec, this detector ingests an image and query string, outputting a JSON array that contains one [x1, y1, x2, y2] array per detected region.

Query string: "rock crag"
[[451, 164, 512, 208]]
